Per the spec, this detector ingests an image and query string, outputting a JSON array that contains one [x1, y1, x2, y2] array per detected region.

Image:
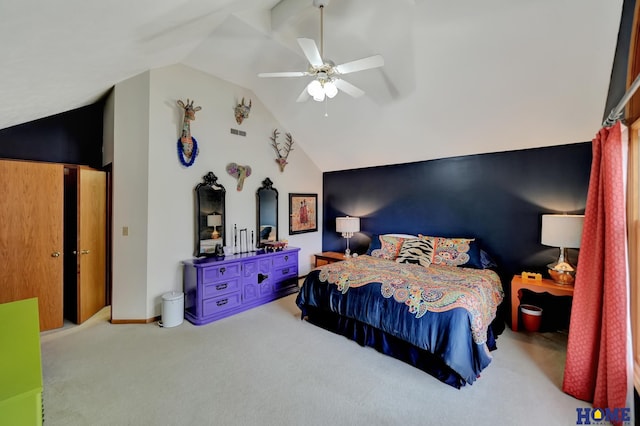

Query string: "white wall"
[[111, 64, 322, 320], [111, 71, 151, 320]]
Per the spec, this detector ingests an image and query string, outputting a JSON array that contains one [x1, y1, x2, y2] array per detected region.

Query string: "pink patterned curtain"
[[562, 121, 630, 416]]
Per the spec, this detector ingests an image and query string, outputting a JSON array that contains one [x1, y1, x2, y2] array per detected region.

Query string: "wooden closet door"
[[0, 160, 64, 330], [77, 168, 106, 323]]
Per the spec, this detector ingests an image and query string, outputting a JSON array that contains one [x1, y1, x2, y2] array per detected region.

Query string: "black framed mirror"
[[256, 177, 278, 248], [195, 172, 226, 257]]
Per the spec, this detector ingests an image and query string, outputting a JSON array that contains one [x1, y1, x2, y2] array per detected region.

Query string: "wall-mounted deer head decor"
[[226, 162, 252, 191], [270, 129, 294, 172], [234, 97, 252, 125], [177, 98, 202, 167]]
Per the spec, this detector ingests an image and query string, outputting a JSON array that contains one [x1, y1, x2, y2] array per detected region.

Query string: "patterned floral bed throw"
[[316, 255, 504, 344]]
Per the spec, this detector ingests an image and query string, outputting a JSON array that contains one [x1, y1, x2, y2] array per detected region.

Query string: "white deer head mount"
[[270, 129, 294, 172]]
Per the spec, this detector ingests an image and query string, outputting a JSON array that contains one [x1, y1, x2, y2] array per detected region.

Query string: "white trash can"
[[160, 291, 184, 328]]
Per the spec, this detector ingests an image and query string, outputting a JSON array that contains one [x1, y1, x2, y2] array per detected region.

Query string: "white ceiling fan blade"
[[297, 38, 324, 68], [296, 86, 310, 103], [334, 55, 384, 75], [258, 71, 308, 78], [334, 79, 365, 98]]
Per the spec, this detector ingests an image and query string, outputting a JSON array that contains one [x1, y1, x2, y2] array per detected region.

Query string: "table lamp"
[[336, 216, 360, 258], [207, 214, 222, 239], [541, 214, 584, 285]]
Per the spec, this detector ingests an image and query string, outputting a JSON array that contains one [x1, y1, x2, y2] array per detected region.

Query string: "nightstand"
[[314, 251, 348, 267], [511, 274, 574, 331]]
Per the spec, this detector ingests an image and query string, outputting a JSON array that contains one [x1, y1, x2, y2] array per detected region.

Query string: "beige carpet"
[[40, 294, 585, 425]]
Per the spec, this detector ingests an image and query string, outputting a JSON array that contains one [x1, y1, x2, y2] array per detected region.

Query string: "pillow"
[[370, 248, 383, 258], [367, 234, 382, 255], [395, 237, 434, 267], [480, 249, 497, 269], [367, 233, 417, 255], [378, 235, 408, 260], [423, 235, 483, 268]]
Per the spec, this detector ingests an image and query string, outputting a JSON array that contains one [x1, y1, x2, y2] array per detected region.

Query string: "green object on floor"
[[0, 298, 43, 425]]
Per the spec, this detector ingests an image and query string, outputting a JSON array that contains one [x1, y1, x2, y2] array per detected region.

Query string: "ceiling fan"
[[258, 0, 384, 102]]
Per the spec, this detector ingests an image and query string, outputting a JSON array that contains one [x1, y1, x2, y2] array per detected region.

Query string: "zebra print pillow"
[[395, 237, 434, 267]]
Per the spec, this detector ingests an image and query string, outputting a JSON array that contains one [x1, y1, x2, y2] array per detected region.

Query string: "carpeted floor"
[[40, 293, 585, 425]]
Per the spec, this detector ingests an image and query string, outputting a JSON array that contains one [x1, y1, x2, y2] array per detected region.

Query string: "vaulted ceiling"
[[0, 0, 623, 171]]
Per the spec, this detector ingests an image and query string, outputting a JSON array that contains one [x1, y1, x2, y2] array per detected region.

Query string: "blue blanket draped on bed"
[[296, 256, 504, 387]]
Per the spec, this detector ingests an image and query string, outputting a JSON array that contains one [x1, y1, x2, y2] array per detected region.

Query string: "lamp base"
[[547, 262, 576, 286], [211, 230, 220, 239]]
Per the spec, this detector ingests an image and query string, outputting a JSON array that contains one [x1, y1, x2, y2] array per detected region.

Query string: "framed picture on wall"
[[289, 193, 318, 234]]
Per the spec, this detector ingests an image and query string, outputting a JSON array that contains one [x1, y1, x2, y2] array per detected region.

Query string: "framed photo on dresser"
[[289, 193, 317, 234]]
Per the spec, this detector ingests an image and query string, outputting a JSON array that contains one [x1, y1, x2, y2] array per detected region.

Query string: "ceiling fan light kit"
[[259, 0, 383, 103]]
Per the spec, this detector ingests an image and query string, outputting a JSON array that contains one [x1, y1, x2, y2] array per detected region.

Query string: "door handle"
[[81, 250, 91, 255], [51, 251, 61, 258]]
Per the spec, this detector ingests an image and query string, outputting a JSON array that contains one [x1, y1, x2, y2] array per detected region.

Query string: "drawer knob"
[[282, 268, 289, 275], [215, 283, 228, 291], [216, 299, 228, 307], [220, 267, 226, 275], [284, 255, 289, 261]]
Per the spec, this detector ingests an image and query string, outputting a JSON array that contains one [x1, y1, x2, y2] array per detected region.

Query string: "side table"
[[511, 274, 574, 331], [314, 251, 348, 267]]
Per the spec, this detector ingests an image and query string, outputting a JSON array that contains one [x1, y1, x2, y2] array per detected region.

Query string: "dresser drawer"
[[201, 262, 241, 284], [272, 252, 297, 268], [273, 265, 298, 281], [203, 277, 240, 298], [202, 293, 242, 317]]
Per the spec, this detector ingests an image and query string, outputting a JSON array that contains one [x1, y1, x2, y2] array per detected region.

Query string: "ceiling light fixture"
[[258, 0, 384, 104], [306, 72, 338, 102]]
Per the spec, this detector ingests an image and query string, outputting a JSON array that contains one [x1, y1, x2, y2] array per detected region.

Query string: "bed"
[[296, 234, 504, 388]]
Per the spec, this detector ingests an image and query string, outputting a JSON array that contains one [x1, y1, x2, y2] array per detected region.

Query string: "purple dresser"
[[183, 247, 300, 325]]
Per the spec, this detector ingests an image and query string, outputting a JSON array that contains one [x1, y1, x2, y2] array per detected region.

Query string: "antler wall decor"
[[270, 129, 294, 172], [177, 98, 202, 167], [234, 97, 252, 125], [226, 162, 252, 191]]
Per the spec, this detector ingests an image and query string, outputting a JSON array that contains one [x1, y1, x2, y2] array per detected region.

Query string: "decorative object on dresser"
[[269, 129, 294, 172], [194, 172, 226, 257], [176, 99, 201, 167], [226, 162, 252, 191], [256, 177, 279, 248], [234, 97, 251, 125], [541, 214, 584, 285], [289, 193, 317, 234], [336, 216, 360, 257], [183, 247, 300, 325]]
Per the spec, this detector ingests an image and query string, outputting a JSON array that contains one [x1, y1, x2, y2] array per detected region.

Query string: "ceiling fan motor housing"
[[313, 0, 330, 8]]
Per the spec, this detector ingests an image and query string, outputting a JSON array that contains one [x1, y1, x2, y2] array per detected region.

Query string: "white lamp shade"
[[541, 214, 584, 248], [207, 214, 222, 227], [307, 80, 322, 97], [336, 216, 360, 233], [324, 81, 338, 98]]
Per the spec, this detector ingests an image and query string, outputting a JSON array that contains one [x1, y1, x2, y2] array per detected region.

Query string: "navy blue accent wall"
[[0, 101, 104, 168], [323, 143, 591, 288]]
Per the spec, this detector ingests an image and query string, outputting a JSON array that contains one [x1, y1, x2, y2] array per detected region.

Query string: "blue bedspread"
[[296, 255, 504, 386]]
